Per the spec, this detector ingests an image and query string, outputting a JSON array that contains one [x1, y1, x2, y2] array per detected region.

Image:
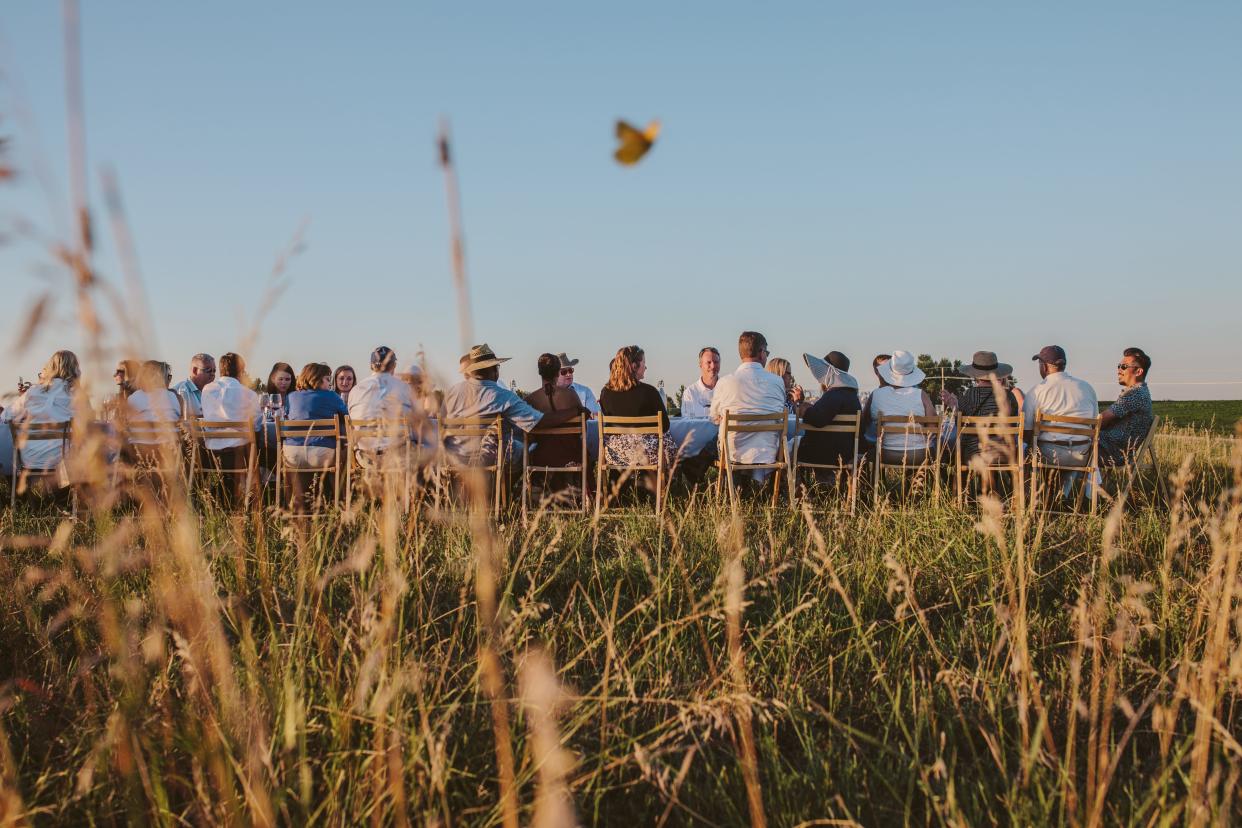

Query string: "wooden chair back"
[[521, 413, 589, 517], [596, 412, 666, 516], [1030, 410, 1102, 514], [438, 415, 506, 517], [792, 412, 862, 513], [185, 418, 258, 508], [344, 417, 415, 512], [274, 418, 343, 514], [953, 414, 1024, 509], [9, 420, 71, 508], [874, 414, 945, 502], [716, 411, 789, 508]]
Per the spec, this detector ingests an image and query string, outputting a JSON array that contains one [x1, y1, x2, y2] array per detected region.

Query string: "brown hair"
[[1123, 346, 1151, 378], [605, 345, 644, 392], [297, 362, 332, 392], [265, 362, 295, 394], [537, 353, 561, 406], [738, 331, 768, 360], [333, 364, 355, 392], [218, 352, 245, 379]]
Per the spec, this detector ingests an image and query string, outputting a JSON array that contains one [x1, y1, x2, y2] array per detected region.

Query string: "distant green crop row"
[[1149, 400, 1241, 434]]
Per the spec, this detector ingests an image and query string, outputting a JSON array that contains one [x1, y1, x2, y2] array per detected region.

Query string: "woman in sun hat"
[[796, 353, 862, 479], [864, 350, 937, 464], [941, 351, 1019, 463]]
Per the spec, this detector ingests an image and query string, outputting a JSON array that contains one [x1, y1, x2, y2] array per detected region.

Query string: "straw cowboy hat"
[[459, 343, 511, 374], [803, 353, 859, 390], [876, 350, 926, 387], [959, 350, 1013, 380]]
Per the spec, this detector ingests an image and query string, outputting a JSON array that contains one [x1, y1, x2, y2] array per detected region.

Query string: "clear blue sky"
[[2, 1, 1240, 401]]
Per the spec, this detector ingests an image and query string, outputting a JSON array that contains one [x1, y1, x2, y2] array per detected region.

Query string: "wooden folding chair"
[[954, 414, 1024, 510], [521, 413, 588, 518], [344, 417, 415, 513], [595, 413, 667, 516], [791, 413, 862, 514], [1030, 410, 1101, 515], [9, 420, 72, 510], [122, 419, 186, 490], [439, 415, 506, 518], [187, 419, 258, 509], [275, 418, 343, 514], [715, 411, 789, 508], [874, 415, 945, 504], [1105, 415, 1167, 505]]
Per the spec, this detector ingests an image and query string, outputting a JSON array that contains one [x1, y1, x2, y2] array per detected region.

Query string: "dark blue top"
[[285, 390, 348, 448], [800, 387, 862, 465]]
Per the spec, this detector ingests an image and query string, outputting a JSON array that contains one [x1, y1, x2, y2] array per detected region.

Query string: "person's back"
[[800, 386, 862, 465], [1023, 345, 1099, 469], [126, 388, 182, 443], [287, 389, 348, 448], [4, 377, 75, 469], [348, 366, 416, 453], [711, 332, 787, 464], [955, 385, 1019, 460], [201, 375, 260, 450], [523, 384, 584, 467], [870, 386, 931, 451]]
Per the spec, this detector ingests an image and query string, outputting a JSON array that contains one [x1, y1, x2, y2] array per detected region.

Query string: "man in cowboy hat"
[[554, 352, 600, 416], [796, 353, 862, 479], [941, 350, 1020, 463], [348, 345, 419, 453], [444, 344, 587, 464]]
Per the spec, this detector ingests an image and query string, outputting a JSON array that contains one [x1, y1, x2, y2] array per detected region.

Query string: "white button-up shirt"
[[200, 376, 261, 450], [126, 389, 183, 443], [347, 371, 417, 451], [709, 362, 787, 463], [679, 378, 716, 419], [1023, 371, 1099, 443], [570, 382, 601, 415], [1, 378, 75, 470]]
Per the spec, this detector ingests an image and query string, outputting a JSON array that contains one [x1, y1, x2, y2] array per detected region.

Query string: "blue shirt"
[[285, 389, 348, 448], [172, 378, 202, 417]]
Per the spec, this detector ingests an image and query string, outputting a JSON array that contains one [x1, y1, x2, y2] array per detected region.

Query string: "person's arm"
[[921, 391, 936, 418], [651, 385, 670, 432], [802, 394, 842, 428], [1098, 407, 1119, 428]]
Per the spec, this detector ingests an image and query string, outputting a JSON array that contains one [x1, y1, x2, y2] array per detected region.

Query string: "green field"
[[1, 424, 1240, 825], [1149, 400, 1242, 433]]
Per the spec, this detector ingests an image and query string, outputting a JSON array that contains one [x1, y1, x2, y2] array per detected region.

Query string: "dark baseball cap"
[[824, 351, 851, 372], [1032, 345, 1066, 365]]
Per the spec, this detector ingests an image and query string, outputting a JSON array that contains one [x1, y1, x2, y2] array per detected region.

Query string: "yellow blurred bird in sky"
[[614, 119, 660, 166]]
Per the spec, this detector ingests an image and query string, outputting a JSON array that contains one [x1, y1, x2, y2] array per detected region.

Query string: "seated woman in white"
[[126, 361, 182, 442], [1, 350, 79, 475], [867, 350, 937, 465]]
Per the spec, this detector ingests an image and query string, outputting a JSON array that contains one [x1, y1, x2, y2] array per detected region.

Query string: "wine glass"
[[264, 393, 283, 419]]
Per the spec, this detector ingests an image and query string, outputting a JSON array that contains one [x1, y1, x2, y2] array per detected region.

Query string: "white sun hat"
[[876, 350, 926, 387]]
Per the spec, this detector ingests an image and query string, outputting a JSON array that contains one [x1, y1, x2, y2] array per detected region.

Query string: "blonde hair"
[[41, 350, 80, 386], [766, 357, 791, 380], [605, 345, 644, 392], [296, 362, 332, 392]]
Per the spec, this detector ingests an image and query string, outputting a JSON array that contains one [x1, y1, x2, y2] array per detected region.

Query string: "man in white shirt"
[[199, 352, 261, 451], [172, 353, 215, 418], [555, 352, 600, 417], [710, 331, 787, 467], [1023, 344, 1099, 467], [679, 346, 720, 419], [348, 346, 418, 453]]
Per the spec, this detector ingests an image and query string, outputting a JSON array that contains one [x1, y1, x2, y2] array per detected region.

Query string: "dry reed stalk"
[[722, 514, 766, 828], [518, 648, 579, 828], [437, 118, 474, 352]]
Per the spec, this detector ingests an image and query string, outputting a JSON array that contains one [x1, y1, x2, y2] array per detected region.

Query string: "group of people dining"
[[2, 331, 1156, 505]]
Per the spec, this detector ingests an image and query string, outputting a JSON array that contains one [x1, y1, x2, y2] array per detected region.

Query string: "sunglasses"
[[1116, 363, 1138, 371], [559, 368, 574, 376]]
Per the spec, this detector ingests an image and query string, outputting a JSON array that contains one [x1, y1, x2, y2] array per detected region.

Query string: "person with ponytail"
[[598, 345, 674, 468], [522, 353, 586, 471]]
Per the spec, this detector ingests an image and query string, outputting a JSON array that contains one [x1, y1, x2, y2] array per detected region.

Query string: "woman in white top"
[[1, 350, 79, 475], [126, 361, 183, 447], [868, 350, 937, 464]]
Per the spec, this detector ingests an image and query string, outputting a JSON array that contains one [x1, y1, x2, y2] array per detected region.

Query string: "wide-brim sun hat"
[[460, 343, 511, 374], [960, 350, 1013, 380], [876, 350, 926, 387], [803, 353, 859, 390]]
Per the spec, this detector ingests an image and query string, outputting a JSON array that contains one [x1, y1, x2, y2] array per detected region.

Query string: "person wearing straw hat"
[[444, 343, 586, 464], [941, 350, 1019, 463], [796, 353, 862, 479], [554, 352, 600, 416], [865, 349, 937, 465]]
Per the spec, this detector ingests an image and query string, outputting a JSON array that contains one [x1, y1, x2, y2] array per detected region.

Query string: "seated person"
[[333, 364, 356, 405], [348, 346, 419, 457], [797, 353, 862, 477], [173, 353, 215, 418], [679, 347, 720, 419], [1023, 345, 1099, 468], [102, 358, 141, 422], [444, 343, 583, 465], [524, 353, 588, 468], [1098, 347, 1154, 466], [866, 350, 936, 465], [125, 361, 182, 463], [940, 351, 1019, 464], [710, 331, 788, 468], [555, 352, 601, 416], [1, 350, 79, 483], [199, 352, 261, 502], [284, 362, 349, 469], [598, 345, 675, 468], [765, 356, 805, 413], [859, 353, 892, 454], [263, 362, 295, 416]]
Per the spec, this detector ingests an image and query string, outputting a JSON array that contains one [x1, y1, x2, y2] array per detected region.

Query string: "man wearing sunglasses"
[[554, 353, 600, 417], [1098, 347, 1153, 465]]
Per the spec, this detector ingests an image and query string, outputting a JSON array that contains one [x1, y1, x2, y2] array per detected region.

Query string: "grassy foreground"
[[0, 426, 1240, 826]]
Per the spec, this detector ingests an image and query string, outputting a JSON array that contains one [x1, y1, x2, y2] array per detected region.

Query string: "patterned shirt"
[[955, 385, 1018, 461], [1100, 383, 1152, 461]]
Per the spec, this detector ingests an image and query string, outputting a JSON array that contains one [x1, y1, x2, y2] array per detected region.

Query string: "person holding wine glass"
[[333, 365, 357, 404], [264, 362, 295, 417]]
